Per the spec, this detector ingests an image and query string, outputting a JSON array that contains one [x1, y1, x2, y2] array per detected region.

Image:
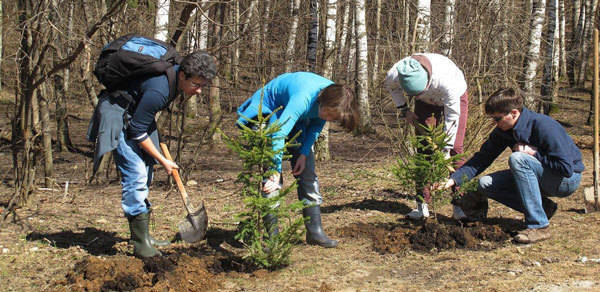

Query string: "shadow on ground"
[[26, 227, 125, 255]]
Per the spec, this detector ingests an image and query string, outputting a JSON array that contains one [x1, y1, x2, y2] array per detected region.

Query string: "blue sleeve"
[[450, 131, 508, 185], [271, 95, 312, 172], [127, 88, 169, 141], [533, 122, 575, 177], [299, 119, 326, 155]]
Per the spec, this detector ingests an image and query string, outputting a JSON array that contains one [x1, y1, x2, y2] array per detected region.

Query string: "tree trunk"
[[520, 0, 546, 108], [208, 76, 222, 143], [440, 0, 455, 56], [371, 0, 381, 86], [355, 0, 371, 133], [540, 0, 557, 114], [306, 0, 319, 72], [559, 0, 567, 78], [284, 0, 301, 72], [39, 83, 54, 187], [568, 0, 584, 86], [155, 0, 170, 41], [336, 1, 351, 81], [232, 0, 239, 85], [577, 0, 598, 85], [56, 0, 74, 152], [315, 0, 338, 161], [415, 0, 431, 52]]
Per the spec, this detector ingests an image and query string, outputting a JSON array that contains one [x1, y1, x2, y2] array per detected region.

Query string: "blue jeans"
[[114, 131, 154, 216], [478, 152, 581, 229]]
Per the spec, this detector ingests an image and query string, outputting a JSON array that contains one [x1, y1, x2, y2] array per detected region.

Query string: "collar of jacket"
[[512, 107, 535, 142]]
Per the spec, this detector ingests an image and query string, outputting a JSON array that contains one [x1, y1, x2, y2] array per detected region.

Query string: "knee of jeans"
[[478, 176, 493, 192], [508, 152, 529, 169]]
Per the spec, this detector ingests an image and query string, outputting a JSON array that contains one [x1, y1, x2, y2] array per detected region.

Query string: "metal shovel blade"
[[177, 205, 208, 243]]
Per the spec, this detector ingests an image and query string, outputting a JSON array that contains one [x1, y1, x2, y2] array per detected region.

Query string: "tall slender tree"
[[314, 0, 337, 161], [540, 0, 557, 114], [415, 0, 431, 52], [155, 0, 170, 41], [284, 0, 301, 72], [307, 0, 319, 72], [355, 0, 371, 132], [440, 0, 456, 56], [520, 0, 546, 108]]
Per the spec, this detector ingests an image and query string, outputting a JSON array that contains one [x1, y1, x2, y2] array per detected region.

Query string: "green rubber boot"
[[127, 212, 162, 258], [147, 209, 171, 247]]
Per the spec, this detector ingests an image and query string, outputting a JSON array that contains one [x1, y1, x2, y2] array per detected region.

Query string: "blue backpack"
[[94, 34, 181, 103]]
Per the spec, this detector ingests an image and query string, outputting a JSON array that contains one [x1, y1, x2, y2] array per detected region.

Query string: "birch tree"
[[315, 0, 337, 161], [540, 0, 557, 114], [371, 0, 381, 86], [415, 0, 431, 52], [440, 0, 455, 57], [284, 0, 301, 72], [355, 0, 371, 132], [520, 0, 545, 107], [155, 0, 170, 41]]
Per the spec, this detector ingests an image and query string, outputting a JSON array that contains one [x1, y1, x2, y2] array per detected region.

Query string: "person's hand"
[[513, 143, 537, 156], [263, 172, 282, 193], [405, 111, 418, 126], [434, 178, 455, 191], [162, 159, 179, 175], [292, 154, 307, 176]]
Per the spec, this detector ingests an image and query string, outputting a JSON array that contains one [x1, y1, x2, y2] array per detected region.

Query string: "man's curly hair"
[[180, 51, 217, 80]]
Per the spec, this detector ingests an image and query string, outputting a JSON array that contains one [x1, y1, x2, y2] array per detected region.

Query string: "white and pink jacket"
[[384, 53, 467, 151]]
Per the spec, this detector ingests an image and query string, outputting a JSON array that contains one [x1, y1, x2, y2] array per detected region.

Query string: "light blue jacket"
[[236, 72, 333, 172]]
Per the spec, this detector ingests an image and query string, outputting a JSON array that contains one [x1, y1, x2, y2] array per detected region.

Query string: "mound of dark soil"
[[59, 253, 222, 291], [339, 220, 510, 253]]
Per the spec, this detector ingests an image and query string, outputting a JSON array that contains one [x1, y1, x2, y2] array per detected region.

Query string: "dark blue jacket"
[[451, 107, 585, 185], [125, 65, 179, 141]]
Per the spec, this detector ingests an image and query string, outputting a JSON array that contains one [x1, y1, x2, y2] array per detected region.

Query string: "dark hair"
[[180, 51, 217, 80], [318, 84, 359, 131], [485, 88, 524, 114]]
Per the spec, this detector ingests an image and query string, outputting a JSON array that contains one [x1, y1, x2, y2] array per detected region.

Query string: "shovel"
[[160, 143, 208, 243]]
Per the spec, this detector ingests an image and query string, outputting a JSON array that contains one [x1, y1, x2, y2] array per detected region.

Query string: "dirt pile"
[[339, 220, 510, 253], [59, 253, 222, 291]]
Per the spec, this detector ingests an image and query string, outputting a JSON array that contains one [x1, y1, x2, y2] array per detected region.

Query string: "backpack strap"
[[166, 66, 177, 101]]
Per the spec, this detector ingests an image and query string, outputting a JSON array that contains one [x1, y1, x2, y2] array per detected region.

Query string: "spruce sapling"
[[221, 92, 305, 269]]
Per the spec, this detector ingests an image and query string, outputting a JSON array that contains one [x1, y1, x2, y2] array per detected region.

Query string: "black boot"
[[127, 212, 162, 258], [263, 213, 279, 237], [542, 197, 558, 220], [303, 205, 338, 248], [147, 209, 171, 247]]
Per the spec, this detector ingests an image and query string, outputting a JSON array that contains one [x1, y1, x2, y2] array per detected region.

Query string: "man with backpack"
[[87, 35, 217, 257]]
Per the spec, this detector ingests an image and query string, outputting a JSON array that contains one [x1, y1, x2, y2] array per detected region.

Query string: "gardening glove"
[[263, 172, 282, 193]]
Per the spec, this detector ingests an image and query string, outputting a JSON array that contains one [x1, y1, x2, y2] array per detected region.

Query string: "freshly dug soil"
[[60, 253, 223, 291], [339, 220, 510, 253]]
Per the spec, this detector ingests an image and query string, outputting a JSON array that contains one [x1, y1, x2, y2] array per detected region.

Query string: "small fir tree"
[[221, 97, 305, 269], [392, 122, 467, 219]]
